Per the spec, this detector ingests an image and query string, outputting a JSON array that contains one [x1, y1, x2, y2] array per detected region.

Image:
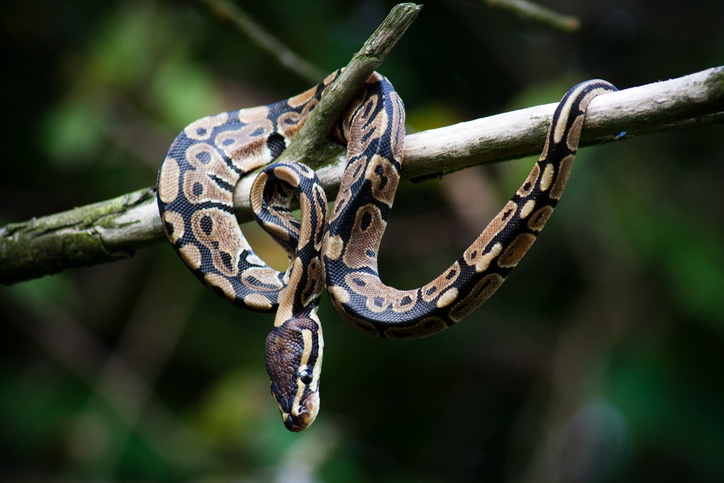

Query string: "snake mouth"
[[283, 409, 313, 432], [283, 414, 307, 432], [282, 392, 320, 432]]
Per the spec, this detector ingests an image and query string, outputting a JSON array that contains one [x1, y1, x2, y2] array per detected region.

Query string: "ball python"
[[157, 70, 617, 431]]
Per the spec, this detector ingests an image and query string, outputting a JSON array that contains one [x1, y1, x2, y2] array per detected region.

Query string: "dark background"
[[1, 0, 723, 481]]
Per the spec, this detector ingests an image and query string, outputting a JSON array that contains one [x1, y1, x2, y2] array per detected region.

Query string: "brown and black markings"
[[158, 71, 617, 431]]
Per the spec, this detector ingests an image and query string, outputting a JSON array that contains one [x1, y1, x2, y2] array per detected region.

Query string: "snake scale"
[[158, 70, 616, 431]]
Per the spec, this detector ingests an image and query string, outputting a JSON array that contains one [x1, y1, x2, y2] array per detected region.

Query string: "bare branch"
[[276, 2, 422, 170], [196, 0, 324, 83], [238, 66, 724, 206], [0, 188, 162, 284], [2, 66, 722, 285], [479, 0, 580, 33]]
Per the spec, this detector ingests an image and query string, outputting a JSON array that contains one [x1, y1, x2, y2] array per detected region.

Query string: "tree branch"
[[196, 0, 325, 84], [2, 65, 722, 285], [479, 0, 580, 33], [275, 2, 422, 171]]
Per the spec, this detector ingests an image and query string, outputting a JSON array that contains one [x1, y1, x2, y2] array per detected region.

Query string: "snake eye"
[[298, 369, 313, 385]]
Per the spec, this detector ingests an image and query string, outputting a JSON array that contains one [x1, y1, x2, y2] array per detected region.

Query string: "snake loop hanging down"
[[157, 69, 617, 431]]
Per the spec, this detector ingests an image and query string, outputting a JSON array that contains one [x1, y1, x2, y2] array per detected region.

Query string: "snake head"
[[265, 316, 324, 432]]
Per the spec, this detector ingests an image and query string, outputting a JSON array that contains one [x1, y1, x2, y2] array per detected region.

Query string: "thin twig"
[[480, 0, 580, 33], [276, 2, 422, 170], [2, 66, 722, 285], [196, 0, 324, 83], [1, 287, 215, 471]]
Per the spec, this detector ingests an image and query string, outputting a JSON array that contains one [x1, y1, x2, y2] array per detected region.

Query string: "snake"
[[157, 70, 617, 432]]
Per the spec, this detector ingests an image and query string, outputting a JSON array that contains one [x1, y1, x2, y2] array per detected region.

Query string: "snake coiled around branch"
[[157, 71, 617, 431]]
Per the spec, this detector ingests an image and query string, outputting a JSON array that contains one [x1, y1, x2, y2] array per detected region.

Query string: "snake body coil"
[[158, 71, 616, 431]]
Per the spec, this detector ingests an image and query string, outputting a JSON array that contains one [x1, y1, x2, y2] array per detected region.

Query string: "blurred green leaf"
[[610, 351, 724, 481], [88, 2, 164, 89], [406, 101, 465, 132], [194, 369, 274, 450], [151, 53, 222, 129], [618, 200, 724, 330], [42, 92, 109, 167]]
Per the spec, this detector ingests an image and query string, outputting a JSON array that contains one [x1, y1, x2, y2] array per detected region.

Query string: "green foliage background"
[[1, 0, 723, 481]]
